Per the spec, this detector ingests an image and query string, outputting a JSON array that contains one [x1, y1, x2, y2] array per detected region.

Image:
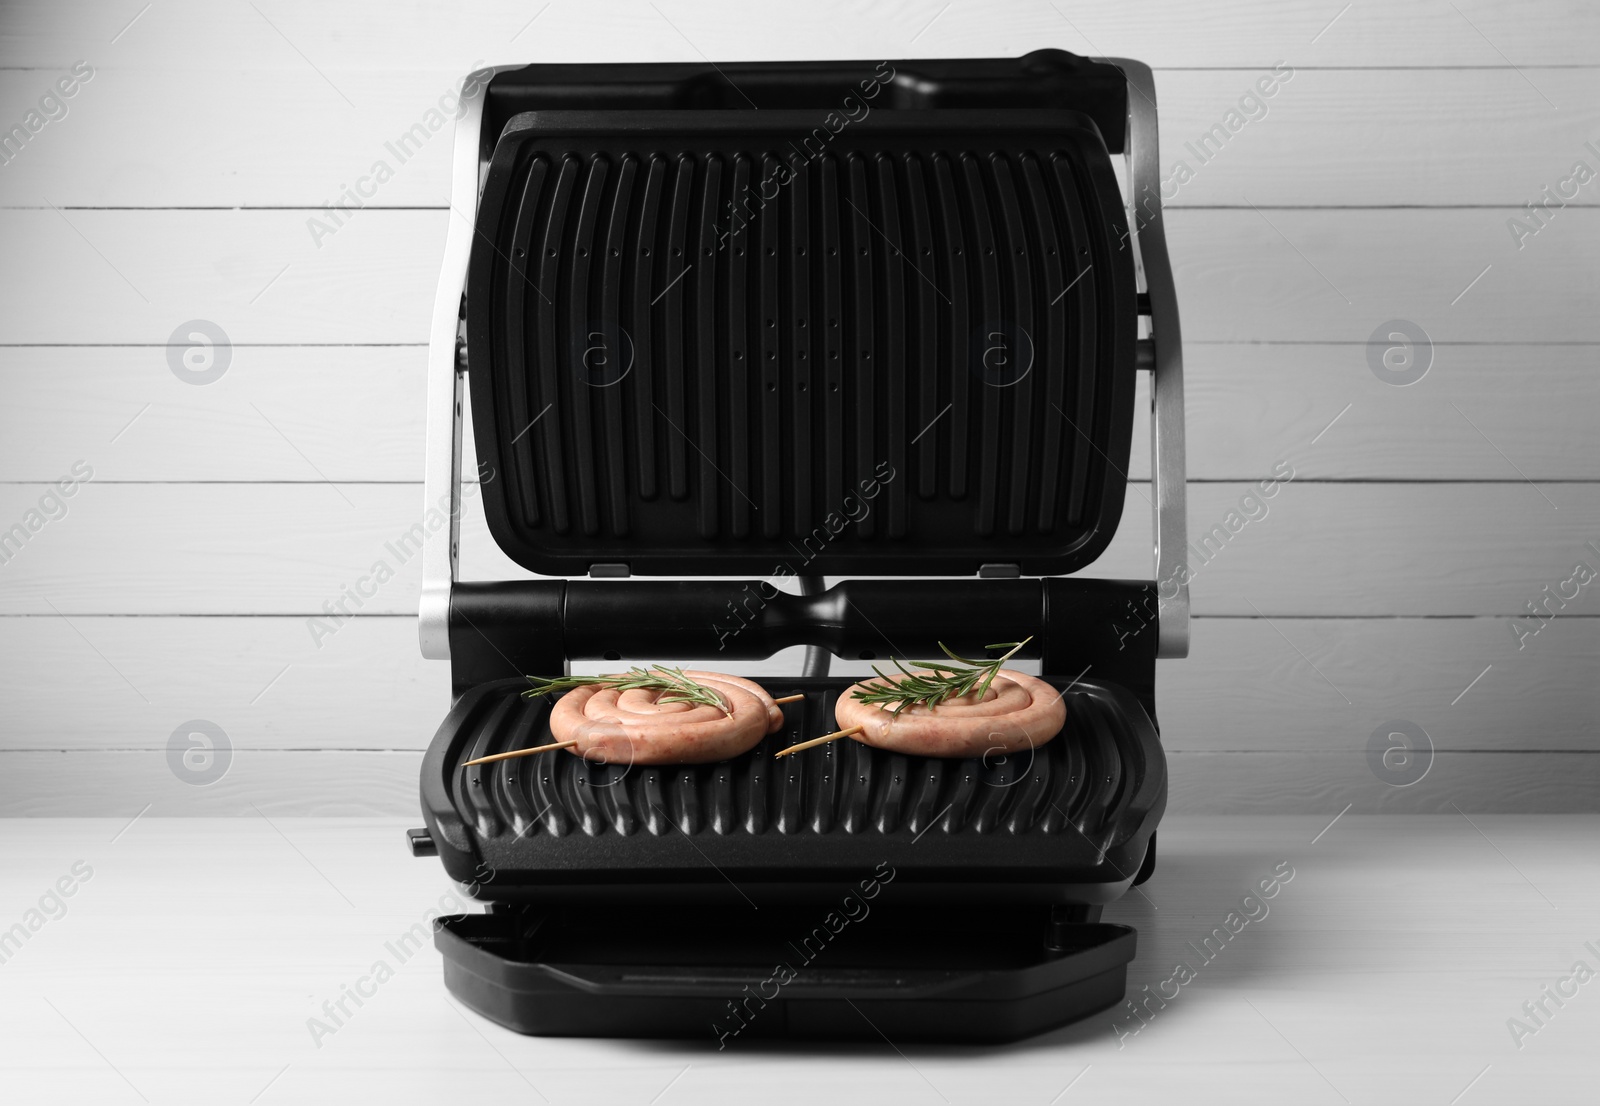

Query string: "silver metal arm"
[[1103, 58, 1190, 659], [420, 67, 518, 660]]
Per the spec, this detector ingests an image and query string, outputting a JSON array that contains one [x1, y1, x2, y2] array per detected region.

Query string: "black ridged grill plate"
[[420, 676, 1165, 892], [465, 109, 1138, 576]]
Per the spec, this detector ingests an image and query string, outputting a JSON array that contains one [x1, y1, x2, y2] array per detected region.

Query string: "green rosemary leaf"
[[851, 636, 1032, 715], [521, 665, 730, 714]]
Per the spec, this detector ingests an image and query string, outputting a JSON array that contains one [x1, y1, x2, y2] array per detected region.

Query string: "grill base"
[[420, 675, 1165, 904], [436, 903, 1134, 1043]]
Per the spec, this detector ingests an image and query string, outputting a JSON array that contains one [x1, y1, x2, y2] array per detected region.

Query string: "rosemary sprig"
[[851, 636, 1033, 716], [522, 665, 730, 714]]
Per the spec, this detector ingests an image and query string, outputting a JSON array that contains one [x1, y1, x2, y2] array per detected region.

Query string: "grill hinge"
[[978, 563, 1021, 579]]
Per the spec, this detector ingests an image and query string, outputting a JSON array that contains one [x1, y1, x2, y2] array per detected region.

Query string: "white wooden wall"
[[2, 0, 1596, 815]]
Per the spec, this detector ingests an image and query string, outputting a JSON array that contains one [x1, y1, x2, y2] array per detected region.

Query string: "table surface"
[[1, 815, 1596, 1105]]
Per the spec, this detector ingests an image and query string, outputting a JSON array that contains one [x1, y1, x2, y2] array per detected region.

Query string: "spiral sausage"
[[833, 669, 1066, 758], [549, 671, 786, 765]]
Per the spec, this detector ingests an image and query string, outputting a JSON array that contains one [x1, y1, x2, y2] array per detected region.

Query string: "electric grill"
[[408, 50, 1189, 1043]]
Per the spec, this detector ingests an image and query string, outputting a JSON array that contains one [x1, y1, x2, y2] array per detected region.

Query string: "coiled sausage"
[[550, 670, 786, 765], [833, 669, 1066, 757]]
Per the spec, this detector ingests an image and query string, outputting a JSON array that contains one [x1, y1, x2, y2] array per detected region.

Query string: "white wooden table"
[[1, 815, 1595, 1104]]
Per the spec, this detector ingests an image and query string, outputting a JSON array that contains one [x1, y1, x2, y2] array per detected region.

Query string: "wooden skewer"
[[461, 740, 579, 768], [772, 693, 806, 704], [774, 725, 864, 759]]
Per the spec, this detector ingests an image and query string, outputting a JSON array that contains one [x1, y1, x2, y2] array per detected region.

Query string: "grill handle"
[[444, 577, 1159, 705]]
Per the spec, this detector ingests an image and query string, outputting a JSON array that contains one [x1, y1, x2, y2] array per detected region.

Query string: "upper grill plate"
[[466, 109, 1138, 576]]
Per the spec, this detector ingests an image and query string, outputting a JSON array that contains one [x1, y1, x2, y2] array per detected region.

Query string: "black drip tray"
[[437, 902, 1135, 1042], [419, 675, 1166, 901]]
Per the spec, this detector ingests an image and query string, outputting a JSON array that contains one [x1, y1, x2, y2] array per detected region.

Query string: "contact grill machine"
[[409, 51, 1189, 1042]]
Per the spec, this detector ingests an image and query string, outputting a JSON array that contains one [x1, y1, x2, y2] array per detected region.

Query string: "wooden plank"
[[4, 343, 1594, 483], [0, 481, 1595, 616], [1170, 750, 1600, 813], [1, 614, 1593, 753], [0, 748, 1594, 815], [1146, 67, 1600, 208], [3, 0, 1595, 70], [0, 209, 446, 345], [1089, 481, 1600, 617], [0, 615, 450, 754], [0, 68, 470, 209], [1130, 343, 1600, 482], [6, 67, 1598, 208], [1162, 616, 1600, 752], [0, 750, 420, 817], [2, 209, 1593, 344], [0, 346, 427, 483], [0, 481, 439, 616], [1165, 209, 1600, 343]]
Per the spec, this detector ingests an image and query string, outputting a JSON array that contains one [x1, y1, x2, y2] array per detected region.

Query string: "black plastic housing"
[[443, 576, 1161, 704], [436, 906, 1134, 1043], [476, 52, 1131, 162]]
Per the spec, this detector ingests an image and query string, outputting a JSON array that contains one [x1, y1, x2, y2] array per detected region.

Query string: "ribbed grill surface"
[[446, 679, 1146, 842], [467, 113, 1137, 575]]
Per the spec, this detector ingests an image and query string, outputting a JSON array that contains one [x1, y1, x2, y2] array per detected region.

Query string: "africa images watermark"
[[1506, 140, 1600, 251], [712, 860, 897, 1048], [1122, 62, 1294, 240], [305, 63, 487, 248], [1510, 540, 1600, 651], [0, 460, 94, 569], [0, 61, 94, 167], [1114, 460, 1297, 649], [167, 719, 233, 786], [307, 861, 498, 1048], [304, 472, 487, 648], [1506, 938, 1600, 1050], [712, 62, 896, 250], [1148, 63, 1294, 215], [711, 460, 897, 650], [1367, 720, 1434, 788], [0, 861, 95, 968], [1111, 860, 1296, 1047]]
